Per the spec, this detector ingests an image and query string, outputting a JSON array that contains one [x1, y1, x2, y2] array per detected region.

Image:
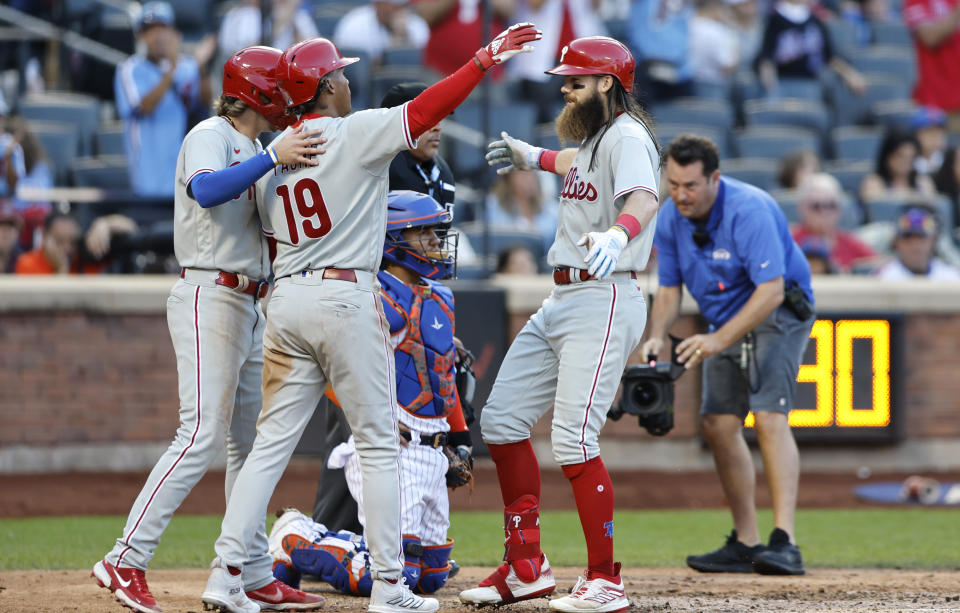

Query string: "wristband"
[[614, 213, 642, 240], [538, 149, 559, 174], [265, 147, 279, 166]]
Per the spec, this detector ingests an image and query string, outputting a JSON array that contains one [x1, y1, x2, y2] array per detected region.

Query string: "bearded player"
[[268, 190, 472, 597], [92, 46, 326, 613], [459, 37, 661, 613], [201, 25, 540, 613]]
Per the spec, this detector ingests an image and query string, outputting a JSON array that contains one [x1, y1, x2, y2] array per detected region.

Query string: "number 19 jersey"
[[257, 104, 417, 279]]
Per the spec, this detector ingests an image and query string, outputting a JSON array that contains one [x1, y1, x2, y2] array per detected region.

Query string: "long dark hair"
[[875, 127, 920, 188], [588, 80, 660, 172], [934, 145, 960, 229]]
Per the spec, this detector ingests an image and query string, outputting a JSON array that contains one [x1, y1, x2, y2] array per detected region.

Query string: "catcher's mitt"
[[444, 445, 473, 489]]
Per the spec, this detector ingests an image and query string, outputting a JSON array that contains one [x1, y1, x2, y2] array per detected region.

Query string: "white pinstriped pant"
[[480, 275, 647, 466]]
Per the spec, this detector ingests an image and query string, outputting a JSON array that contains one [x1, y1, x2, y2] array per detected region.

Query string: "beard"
[[555, 91, 607, 144]]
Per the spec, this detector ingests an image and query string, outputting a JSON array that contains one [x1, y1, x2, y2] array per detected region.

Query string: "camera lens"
[[631, 381, 661, 408]]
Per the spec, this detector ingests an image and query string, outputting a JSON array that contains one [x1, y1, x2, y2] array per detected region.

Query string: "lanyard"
[[414, 161, 442, 202]]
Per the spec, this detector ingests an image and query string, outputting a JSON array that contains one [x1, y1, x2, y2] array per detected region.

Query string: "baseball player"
[[92, 46, 326, 613], [200, 25, 541, 613], [269, 190, 472, 597], [459, 37, 661, 613]]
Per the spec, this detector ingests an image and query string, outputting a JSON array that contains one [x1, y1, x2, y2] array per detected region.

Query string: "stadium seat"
[[743, 98, 830, 137], [826, 19, 860, 59], [382, 47, 423, 67], [872, 98, 917, 129], [459, 222, 546, 269], [853, 47, 916, 84], [823, 159, 873, 194], [166, 0, 213, 41], [719, 157, 779, 191], [769, 189, 801, 223], [657, 123, 728, 157], [451, 103, 537, 177], [865, 197, 954, 229], [19, 92, 100, 156], [830, 126, 883, 161], [870, 23, 913, 48], [70, 155, 131, 190], [28, 120, 79, 185], [95, 122, 125, 156], [339, 48, 372, 109], [651, 98, 734, 133], [733, 126, 820, 160]]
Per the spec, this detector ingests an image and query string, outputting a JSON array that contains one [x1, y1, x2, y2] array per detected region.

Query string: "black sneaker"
[[686, 530, 766, 573], [753, 528, 805, 575]]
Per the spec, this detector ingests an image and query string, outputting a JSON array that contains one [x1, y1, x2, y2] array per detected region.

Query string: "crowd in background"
[[0, 0, 959, 279]]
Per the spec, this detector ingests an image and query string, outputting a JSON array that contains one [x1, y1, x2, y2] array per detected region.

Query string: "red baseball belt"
[[180, 269, 268, 299], [553, 267, 638, 285]]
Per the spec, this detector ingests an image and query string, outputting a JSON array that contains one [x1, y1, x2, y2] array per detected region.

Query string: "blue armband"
[[190, 149, 276, 208]]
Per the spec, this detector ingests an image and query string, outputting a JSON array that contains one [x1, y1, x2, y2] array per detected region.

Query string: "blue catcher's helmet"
[[383, 190, 458, 279]]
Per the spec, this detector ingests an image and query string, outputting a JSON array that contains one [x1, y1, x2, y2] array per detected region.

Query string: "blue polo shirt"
[[115, 54, 200, 198], [655, 177, 813, 329]]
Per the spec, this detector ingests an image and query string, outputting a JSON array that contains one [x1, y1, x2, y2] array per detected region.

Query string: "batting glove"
[[577, 228, 628, 280], [486, 131, 542, 175], [474, 22, 542, 71]]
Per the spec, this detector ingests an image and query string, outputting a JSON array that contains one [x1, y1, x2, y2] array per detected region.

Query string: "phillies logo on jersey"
[[560, 167, 598, 202]]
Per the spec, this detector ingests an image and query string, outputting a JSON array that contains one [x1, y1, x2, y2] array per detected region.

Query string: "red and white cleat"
[[458, 554, 556, 606], [246, 578, 325, 611], [548, 563, 629, 613], [92, 558, 162, 613]]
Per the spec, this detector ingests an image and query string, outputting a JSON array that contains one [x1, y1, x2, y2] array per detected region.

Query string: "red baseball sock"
[[562, 456, 615, 578], [488, 440, 541, 505]]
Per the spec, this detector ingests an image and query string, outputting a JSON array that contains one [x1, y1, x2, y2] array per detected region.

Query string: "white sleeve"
[[183, 129, 230, 187], [611, 135, 660, 208], [347, 104, 417, 173]]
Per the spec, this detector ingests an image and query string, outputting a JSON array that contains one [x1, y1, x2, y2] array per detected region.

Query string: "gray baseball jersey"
[[175, 116, 269, 279], [257, 104, 416, 277], [548, 113, 660, 272]]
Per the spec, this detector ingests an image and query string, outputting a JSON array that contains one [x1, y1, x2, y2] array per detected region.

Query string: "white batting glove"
[[577, 228, 628, 280], [485, 131, 542, 175], [474, 23, 542, 70]]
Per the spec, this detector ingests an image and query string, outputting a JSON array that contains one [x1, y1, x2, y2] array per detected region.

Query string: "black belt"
[[400, 430, 448, 448]]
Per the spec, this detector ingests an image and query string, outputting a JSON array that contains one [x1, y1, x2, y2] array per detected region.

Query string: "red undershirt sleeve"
[[406, 60, 485, 139]]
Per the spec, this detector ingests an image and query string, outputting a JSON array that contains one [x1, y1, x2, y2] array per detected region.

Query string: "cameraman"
[[643, 135, 814, 576]]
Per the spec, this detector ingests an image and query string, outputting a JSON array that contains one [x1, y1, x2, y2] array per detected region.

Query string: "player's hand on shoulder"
[[270, 125, 327, 166], [474, 22, 542, 70], [486, 131, 542, 175], [576, 228, 628, 280]]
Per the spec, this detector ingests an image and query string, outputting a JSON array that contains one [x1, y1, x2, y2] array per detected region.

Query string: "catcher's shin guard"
[[459, 495, 556, 605], [272, 559, 301, 589], [416, 538, 454, 594], [402, 534, 423, 590]]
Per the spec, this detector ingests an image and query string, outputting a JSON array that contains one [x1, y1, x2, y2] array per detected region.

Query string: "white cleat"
[[201, 557, 260, 613], [368, 578, 439, 613], [459, 555, 556, 606], [548, 569, 629, 613]]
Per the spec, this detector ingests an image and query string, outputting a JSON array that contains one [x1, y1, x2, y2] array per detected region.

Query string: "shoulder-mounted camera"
[[608, 335, 686, 436]]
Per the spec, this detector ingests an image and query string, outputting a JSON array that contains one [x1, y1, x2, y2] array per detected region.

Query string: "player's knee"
[[480, 405, 527, 444], [550, 429, 598, 465], [416, 538, 453, 594], [402, 534, 423, 589]]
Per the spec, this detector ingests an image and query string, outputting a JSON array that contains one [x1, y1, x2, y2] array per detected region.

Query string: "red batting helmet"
[[546, 36, 635, 93], [276, 38, 359, 107], [222, 46, 295, 130]]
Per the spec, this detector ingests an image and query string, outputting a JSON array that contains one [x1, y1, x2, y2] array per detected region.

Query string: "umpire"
[[311, 82, 458, 531], [642, 135, 814, 576]]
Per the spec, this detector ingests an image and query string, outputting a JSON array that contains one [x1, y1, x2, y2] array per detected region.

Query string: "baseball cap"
[[799, 236, 830, 260], [138, 1, 175, 31], [909, 106, 946, 132], [896, 206, 938, 238], [380, 82, 427, 109]]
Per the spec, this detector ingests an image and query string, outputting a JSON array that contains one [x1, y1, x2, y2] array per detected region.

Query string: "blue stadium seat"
[[826, 19, 860, 59], [733, 126, 820, 160], [656, 123, 728, 158], [853, 47, 916, 83], [823, 159, 873, 195], [28, 120, 79, 186], [382, 47, 423, 66], [720, 157, 779, 191], [830, 126, 883, 161], [651, 98, 734, 133], [769, 189, 800, 223], [340, 48, 372, 109], [459, 222, 546, 269], [95, 123, 125, 156], [71, 155, 131, 190], [865, 197, 954, 229], [167, 0, 214, 40], [870, 23, 913, 47], [743, 98, 830, 138], [872, 98, 917, 129], [451, 103, 537, 177], [19, 92, 100, 156]]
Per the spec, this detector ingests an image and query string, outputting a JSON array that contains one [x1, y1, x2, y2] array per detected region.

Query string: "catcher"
[[270, 190, 474, 596]]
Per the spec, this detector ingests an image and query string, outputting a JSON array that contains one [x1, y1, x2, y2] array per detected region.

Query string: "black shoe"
[[753, 528, 805, 575], [686, 530, 766, 573]]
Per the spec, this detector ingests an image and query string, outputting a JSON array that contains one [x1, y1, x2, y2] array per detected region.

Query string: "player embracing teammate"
[[460, 37, 661, 613]]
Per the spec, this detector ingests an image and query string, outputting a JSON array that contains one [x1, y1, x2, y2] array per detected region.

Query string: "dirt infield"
[[2, 566, 959, 612]]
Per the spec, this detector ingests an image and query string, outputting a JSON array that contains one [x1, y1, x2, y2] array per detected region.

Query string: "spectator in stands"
[[860, 127, 938, 205], [690, 0, 740, 86], [839, 0, 896, 46], [14, 212, 136, 275], [0, 120, 24, 199], [798, 235, 835, 274], [776, 148, 820, 190], [485, 169, 558, 251], [792, 173, 877, 272], [0, 199, 22, 273], [218, 0, 321, 55], [509, 0, 607, 121], [413, 0, 512, 77], [756, 0, 867, 96], [5, 116, 53, 204], [629, 0, 696, 102], [903, 0, 960, 132], [115, 1, 213, 198], [496, 244, 539, 275], [875, 205, 960, 279], [933, 144, 960, 232], [333, 0, 430, 64], [728, 0, 763, 72], [910, 106, 948, 176]]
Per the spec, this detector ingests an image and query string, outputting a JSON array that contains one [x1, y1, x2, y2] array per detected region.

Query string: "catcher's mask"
[[383, 190, 458, 280]]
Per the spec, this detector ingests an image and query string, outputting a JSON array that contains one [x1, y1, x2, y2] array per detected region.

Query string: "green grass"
[[1, 509, 957, 571]]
